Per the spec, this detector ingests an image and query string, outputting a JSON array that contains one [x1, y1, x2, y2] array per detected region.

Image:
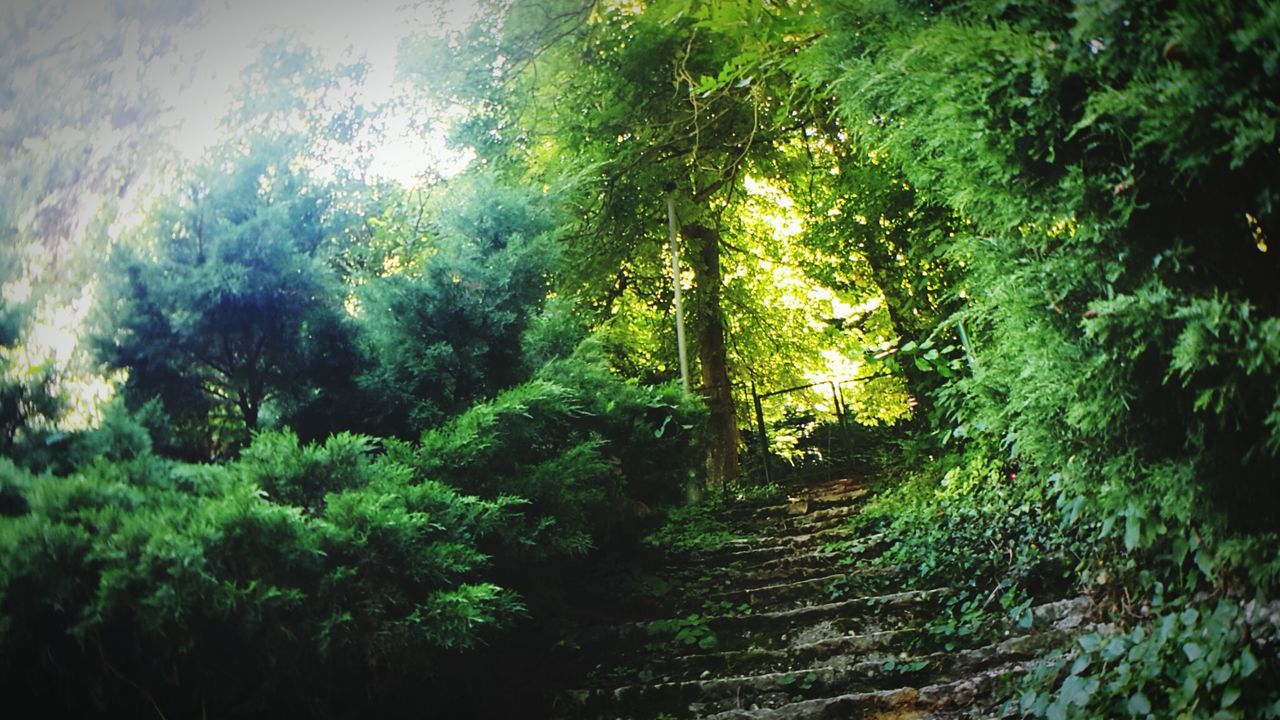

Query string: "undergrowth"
[[852, 438, 1280, 718], [642, 482, 785, 556]]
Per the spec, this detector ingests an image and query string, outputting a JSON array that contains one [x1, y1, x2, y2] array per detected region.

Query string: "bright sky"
[[154, 0, 478, 180], [4, 0, 483, 426]]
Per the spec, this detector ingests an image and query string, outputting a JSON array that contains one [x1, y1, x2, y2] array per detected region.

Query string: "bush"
[[412, 341, 707, 560], [0, 432, 519, 717]]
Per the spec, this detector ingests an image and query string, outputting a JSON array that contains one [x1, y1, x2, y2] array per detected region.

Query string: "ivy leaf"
[[1182, 642, 1204, 662], [1017, 607, 1034, 629], [1059, 674, 1098, 707], [1221, 685, 1242, 708], [1078, 632, 1102, 653], [1071, 655, 1092, 675], [1239, 647, 1260, 678], [1102, 637, 1127, 661], [1127, 691, 1151, 715]]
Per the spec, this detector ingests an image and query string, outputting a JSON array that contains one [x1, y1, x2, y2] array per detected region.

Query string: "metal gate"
[[735, 374, 901, 487]]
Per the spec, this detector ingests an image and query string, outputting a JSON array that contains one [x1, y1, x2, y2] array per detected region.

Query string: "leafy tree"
[[805, 0, 1280, 537], [93, 138, 354, 457], [407, 0, 892, 488], [352, 173, 560, 437]]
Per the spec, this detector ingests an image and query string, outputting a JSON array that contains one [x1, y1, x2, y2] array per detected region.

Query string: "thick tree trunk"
[[684, 221, 740, 493]]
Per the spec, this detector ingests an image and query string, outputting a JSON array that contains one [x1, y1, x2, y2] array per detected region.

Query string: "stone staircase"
[[553, 477, 1089, 720]]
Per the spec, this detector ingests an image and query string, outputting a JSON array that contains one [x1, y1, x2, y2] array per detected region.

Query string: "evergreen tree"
[[93, 138, 354, 457]]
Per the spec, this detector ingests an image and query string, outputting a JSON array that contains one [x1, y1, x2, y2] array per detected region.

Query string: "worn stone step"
[[710, 554, 879, 590], [702, 586, 948, 640], [583, 629, 915, 690], [716, 523, 855, 555], [632, 587, 950, 654], [669, 533, 889, 585], [588, 596, 1087, 689], [751, 503, 863, 536], [698, 658, 1034, 720], [570, 585, 948, 670], [703, 567, 907, 611], [723, 498, 864, 535], [719, 480, 868, 521], [564, 630, 1067, 720]]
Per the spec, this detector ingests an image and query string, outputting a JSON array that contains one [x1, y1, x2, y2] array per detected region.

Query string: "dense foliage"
[[801, 0, 1280, 716], [2, 0, 1278, 716], [94, 139, 353, 456], [0, 347, 703, 716]]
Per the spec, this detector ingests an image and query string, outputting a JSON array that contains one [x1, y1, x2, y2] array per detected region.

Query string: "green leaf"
[[1239, 647, 1260, 678], [1071, 655, 1092, 675], [1018, 607, 1034, 629], [1078, 632, 1102, 653], [1060, 674, 1097, 707], [1183, 642, 1204, 662], [1102, 637, 1127, 661], [654, 415, 672, 438], [1221, 685, 1242, 708], [1124, 513, 1142, 550]]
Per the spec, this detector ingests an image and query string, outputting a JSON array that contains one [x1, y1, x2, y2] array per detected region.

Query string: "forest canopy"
[[1, 0, 1278, 717]]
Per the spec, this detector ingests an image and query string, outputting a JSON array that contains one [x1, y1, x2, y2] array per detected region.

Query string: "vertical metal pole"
[[752, 382, 771, 485], [834, 381, 852, 469], [667, 190, 691, 395]]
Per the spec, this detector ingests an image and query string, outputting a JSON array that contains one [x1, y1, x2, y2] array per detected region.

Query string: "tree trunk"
[[684, 221, 740, 494], [238, 392, 260, 431]]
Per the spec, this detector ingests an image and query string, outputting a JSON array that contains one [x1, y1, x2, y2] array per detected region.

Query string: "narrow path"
[[554, 478, 1088, 720]]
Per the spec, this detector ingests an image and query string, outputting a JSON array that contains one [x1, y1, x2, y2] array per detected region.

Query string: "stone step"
[[718, 480, 868, 521], [702, 567, 907, 612], [563, 630, 1068, 719], [749, 503, 863, 536], [715, 523, 855, 555], [722, 498, 864, 535], [568, 585, 948, 671], [696, 586, 948, 641], [667, 533, 889, 586], [586, 596, 1087, 688], [698, 659, 1035, 720], [620, 587, 949, 654], [583, 629, 914, 689]]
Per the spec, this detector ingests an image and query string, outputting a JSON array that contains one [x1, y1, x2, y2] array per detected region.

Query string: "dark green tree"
[[94, 138, 353, 457], [352, 173, 559, 437]]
